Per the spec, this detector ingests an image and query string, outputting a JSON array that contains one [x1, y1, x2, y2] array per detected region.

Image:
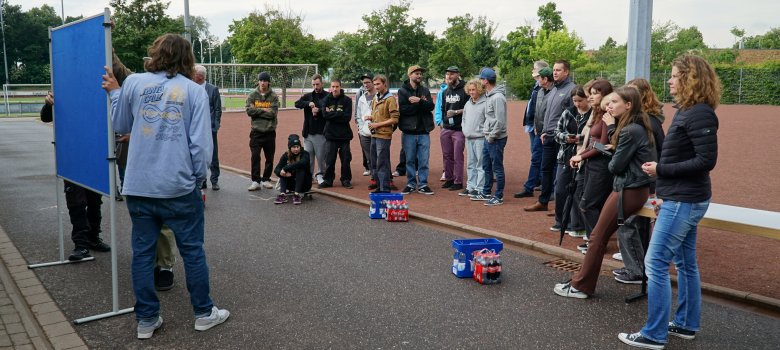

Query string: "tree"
[[1, 3, 66, 83], [329, 31, 371, 82], [591, 37, 627, 70], [497, 24, 536, 98], [470, 17, 499, 72], [110, 0, 182, 72], [537, 2, 563, 33], [528, 28, 589, 70], [730, 26, 746, 48], [428, 15, 498, 78], [650, 22, 708, 70], [228, 7, 330, 69], [359, 0, 434, 82], [743, 27, 780, 49], [175, 15, 213, 62]]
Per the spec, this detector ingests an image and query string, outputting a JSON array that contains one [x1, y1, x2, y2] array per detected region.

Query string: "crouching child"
[[274, 134, 312, 205]]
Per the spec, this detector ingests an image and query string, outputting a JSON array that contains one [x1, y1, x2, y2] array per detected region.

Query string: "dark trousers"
[[370, 138, 392, 192], [323, 139, 352, 184], [539, 136, 559, 204], [522, 131, 543, 192], [396, 146, 407, 175], [280, 171, 312, 194], [359, 135, 371, 171], [578, 156, 613, 237], [249, 130, 276, 182], [210, 131, 220, 184], [554, 161, 583, 230], [64, 181, 103, 249], [571, 186, 650, 294]]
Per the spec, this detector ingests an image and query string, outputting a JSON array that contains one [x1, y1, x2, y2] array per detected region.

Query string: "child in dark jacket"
[[273, 134, 312, 205]]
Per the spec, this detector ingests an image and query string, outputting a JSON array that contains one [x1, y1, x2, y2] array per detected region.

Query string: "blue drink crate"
[[369, 193, 403, 219], [451, 238, 503, 278]]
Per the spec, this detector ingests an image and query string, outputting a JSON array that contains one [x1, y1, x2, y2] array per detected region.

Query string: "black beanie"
[[288, 134, 302, 149]]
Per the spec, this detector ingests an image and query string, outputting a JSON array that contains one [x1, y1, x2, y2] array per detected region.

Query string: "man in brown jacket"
[[367, 75, 399, 193]]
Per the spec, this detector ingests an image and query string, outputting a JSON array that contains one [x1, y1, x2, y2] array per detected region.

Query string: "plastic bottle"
[[486, 255, 496, 284], [494, 254, 502, 283]]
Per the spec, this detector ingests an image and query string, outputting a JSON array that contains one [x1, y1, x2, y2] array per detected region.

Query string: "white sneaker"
[[247, 181, 261, 191], [568, 230, 587, 238], [137, 316, 163, 339], [392, 171, 400, 177], [316, 174, 324, 184], [261, 181, 274, 189], [613, 253, 623, 261], [553, 282, 589, 299], [194, 306, 230, 331], [440, 173, 446, 181], [362, 169, 371, 176]]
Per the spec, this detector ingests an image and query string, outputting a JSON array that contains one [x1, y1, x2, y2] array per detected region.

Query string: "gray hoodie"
[[542, 76, 575, 135], [462, 94, 486, 139], [482, 84, 508, 142]]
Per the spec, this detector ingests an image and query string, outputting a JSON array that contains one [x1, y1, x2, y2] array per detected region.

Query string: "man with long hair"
[[103, 33, 229, 339]]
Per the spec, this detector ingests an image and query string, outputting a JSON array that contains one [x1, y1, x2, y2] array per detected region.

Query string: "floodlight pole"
[[183, 0, 191, 42], [60, 0, 65, 24], [1, 0, 9, 85], [625, 0, 652, 82]]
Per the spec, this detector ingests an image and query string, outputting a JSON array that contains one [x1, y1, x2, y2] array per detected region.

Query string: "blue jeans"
[[126, 189, 214, 323], [402, 133, 431, 189], [522, 131, 542, 193], [481, 137, 507, 199], [641, 200, 709, 343]]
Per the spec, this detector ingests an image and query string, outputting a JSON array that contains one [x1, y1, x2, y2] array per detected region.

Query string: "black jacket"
[[274, 150, 312, 178], [321, 91, 353, 141], [656, 104, 718, 202], [440, 80, 468, 131], [294, 90, 328, 138], [40, 103, 53, 123], [397, 80, 435, 134], [608, 122, 657, 192]]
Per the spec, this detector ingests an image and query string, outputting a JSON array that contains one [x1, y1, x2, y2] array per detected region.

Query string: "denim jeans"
[[481, 137, 507, 199], [126, 189, 214, 323], [522, 131, 543, 193], [641, 200, 710, 343], [402, 133, 431, 189], [465, 138, 485, 192], [370, 137, 392, 192]]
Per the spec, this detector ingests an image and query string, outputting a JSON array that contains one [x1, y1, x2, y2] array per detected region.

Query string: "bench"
[[637, 202, 780, 241]]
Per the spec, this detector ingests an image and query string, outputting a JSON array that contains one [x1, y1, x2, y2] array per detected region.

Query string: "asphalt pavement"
[[1, 118, 779, 349]]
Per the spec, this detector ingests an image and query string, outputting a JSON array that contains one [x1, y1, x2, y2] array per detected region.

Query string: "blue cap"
[[479, 67, 497, 81]]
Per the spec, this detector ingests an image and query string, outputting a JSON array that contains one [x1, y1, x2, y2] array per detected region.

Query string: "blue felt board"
[[51, 14, 111, 195]]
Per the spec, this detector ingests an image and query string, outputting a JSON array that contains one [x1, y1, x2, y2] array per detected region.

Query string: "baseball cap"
[[407, 65, 426, 76], [359, 73, 373, 81], [479, 67, 497, 81], [446, 66, 460, 73], [537, 67, 553, 79]]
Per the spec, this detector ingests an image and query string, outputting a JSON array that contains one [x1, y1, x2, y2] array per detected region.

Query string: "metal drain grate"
[[544, 259, 582, 272]]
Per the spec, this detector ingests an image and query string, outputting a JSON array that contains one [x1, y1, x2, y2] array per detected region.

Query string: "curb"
[[221, 166, 780, 312], [0, 225, 87, 350], [311, 187, 780, 313]]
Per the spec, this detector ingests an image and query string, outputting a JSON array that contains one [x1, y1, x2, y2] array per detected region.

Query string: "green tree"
[[591, 37, 627, 70], [650, 22, 708, 70], [529, 28, 588, 70], [110, 0, 182, 72], [470, 17, 499, 72], [329, 31, 371, 83], [359, 0, 434, 82], [1, 3, 66, 83], [497, 25, 536, 98], [743, 27, 780, 49], [227, 7, 330, 69], [537, 2, 563, 33], [428, 14, 494, 77]]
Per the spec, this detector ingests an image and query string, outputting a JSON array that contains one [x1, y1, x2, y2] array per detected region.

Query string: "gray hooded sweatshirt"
[[482, 84, 508, 142], [462, 94, 487, 139]]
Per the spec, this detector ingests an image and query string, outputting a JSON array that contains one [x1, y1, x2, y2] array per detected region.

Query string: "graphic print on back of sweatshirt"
[[138, 84, 185, 142]]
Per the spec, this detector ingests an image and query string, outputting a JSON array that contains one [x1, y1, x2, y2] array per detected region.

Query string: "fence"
[[2, 84, 50, 117]]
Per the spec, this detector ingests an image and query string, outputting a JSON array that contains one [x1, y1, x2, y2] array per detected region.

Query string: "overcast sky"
[[18, 0, 780, 49]]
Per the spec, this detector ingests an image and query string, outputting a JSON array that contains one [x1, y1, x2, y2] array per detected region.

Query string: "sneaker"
[[68, 248, 91, 261], [362, 169, 370, 176], [612, 267, 628, 276], [615, 272, 643, 284], [88, 238, 111, 252], [553, 282, 588, 299], [137, 316, 163, 339], [577, 243, 589, 251], [341, 181, 353, 189], [448, 184, 463, 191], [457, 188, 471, 197], [316, 174, 325, 184], [484, 197, 504, 206], [513, 190, 534, 198], [581, 248, 588, 255], [261, 181, 274, 189], [618, 332, 665, 350], [440, 173, 446, 181], [155, 267, 174, 291], [442, 180, 453, 189], [247, 181, 261, 191], [194, 306, 230, 331], [400, 186, 415, 195], [292, 194, 302, 205], [668, 322, 696, 340], [613, 252, 623, 261], [534, 185, 542, 191], [212, 183, 220, 191], [392, 171, 401, 177], [466, 190, 479, 197], [568, 230, 587, 238], [417, 186, 434, 195], [549, 224, 561, 232], [470, 193, 492, 201], [273, 194, 287, 204], [318, 182, 333, 189], [368, 180, 378, 190]]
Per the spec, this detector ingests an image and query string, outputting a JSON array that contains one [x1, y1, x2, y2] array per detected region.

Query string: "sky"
[[18, 0, 780, 49]]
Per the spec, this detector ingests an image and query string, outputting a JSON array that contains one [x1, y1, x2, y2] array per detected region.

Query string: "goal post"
[[2, 83, 51, 117], [200, 63, 318, 111]]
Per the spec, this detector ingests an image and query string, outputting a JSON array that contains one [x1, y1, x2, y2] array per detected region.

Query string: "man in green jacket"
[[246, 72, 279, 191]]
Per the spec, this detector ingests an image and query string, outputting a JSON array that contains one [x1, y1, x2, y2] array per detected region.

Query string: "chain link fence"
[[201, 63, 318, 110]]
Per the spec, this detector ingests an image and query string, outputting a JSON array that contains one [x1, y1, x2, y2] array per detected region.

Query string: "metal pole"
[[738, 68, 743, 104], [183, 0, 191, 42], [1, 0, 10, 86], [625, 0, 653, 82], [60, 0, 65, 24]]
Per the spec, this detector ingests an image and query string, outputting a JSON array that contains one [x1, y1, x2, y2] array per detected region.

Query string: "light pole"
[[0, 0, 9, 85], [183, 0, 191, 42], [60, 0, 65, 24]]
